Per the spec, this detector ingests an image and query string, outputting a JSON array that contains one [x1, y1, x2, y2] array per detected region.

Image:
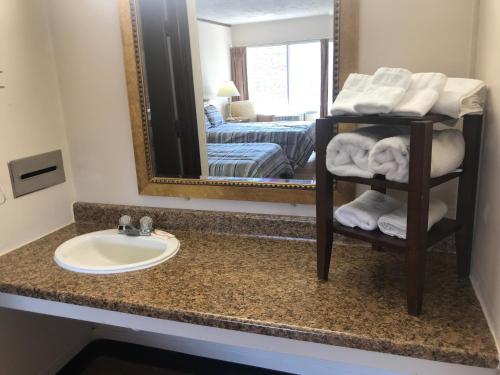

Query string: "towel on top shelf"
[[391, 73, 447, 117], [353, 67, 413, 114], [331, 74, 372, 116], [334, 190, 401, 231], [431, 78, 487, 119], [368, 129, 465, 183], [331, 68, 486, 118], [326, 125, 408, 178], [378, 199, 448, 239]]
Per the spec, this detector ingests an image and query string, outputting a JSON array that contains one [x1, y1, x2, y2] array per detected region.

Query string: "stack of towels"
[[326, 125, 465, 182], [331, 67, 486, 118], [335, 190, 448, 239]]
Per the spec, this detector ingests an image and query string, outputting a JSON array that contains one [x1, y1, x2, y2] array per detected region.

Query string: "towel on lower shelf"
[[431, 78, 487, 119], [378, 199, 448, 239], [331, 74, 372, 116], [391, 73, 447, 117], [368, 129, 465, 183], [335, 190, 401, 231], [326, 126, 408, 178], [353, 67, 413, 114]]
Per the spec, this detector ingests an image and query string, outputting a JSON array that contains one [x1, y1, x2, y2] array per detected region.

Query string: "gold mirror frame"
[[118, 0, 359, 204]]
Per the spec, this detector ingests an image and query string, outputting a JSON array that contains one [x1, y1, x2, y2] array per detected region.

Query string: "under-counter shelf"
[[333, 218, 461, 251], [315, 113, 484, 316]]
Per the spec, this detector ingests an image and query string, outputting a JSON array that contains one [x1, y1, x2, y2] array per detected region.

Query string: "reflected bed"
[[207, 143, 294, 178], [206, 121, 315, 169]]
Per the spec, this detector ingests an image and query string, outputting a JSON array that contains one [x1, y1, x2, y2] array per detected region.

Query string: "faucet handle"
[[119, 215, 132, 226], [139, 216, 153, 235]]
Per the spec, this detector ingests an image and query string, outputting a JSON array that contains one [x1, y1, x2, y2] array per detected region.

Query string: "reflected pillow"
[[204, 105, 224, 127]]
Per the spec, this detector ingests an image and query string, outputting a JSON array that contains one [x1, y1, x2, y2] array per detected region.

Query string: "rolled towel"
[[391, 73, 447, 117], [354, 67, 413, 114], [326, 126, 409, 178], [378, 199, 448, 239], [335, 190, 401, 231], [431, 78, 487, 119], [368, 129, 465, 183], [331, 74, 372, 116]]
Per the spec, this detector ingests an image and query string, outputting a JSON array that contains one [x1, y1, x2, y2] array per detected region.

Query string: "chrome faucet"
[[118, 215, 154, 236]]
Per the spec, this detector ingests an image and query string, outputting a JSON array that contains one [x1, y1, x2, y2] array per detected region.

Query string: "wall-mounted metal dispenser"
[[8, 150, 66, 198]]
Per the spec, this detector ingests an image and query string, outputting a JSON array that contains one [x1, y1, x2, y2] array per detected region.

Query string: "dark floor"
[[58, 340, 290, 375]]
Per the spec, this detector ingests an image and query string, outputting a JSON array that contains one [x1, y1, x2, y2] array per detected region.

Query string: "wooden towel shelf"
[[315, 113, 483, 316]]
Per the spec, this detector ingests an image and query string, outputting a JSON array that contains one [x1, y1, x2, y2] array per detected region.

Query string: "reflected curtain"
[[230, 47, 249, 101], [320, 39, 329, 118]]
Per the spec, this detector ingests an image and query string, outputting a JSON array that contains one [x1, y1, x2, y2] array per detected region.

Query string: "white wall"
[[232, 15, 333, 47], [197, 20, 232, 112], [470, 0, 500, 350], [0, 0, 75, 253], [229, 14, 332, 123]]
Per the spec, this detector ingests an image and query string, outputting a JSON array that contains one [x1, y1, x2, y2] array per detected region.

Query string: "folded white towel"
[[335, 190, 401, 231], [378, 199, 448, 239], [326, 126, 408, 178], [368, 129, 465, 183], [431, 78, 487, 119], [331, 74, 372, 116], [353, 67, 412, 114], [391, 73, 447, 117]]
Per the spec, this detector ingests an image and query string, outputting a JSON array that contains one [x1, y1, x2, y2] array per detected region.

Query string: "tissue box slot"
[[8, 150, 66, 198]]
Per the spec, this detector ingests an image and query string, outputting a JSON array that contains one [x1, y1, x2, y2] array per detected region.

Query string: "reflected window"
[[247, 45, 288, 114], [247, 41, 332, 118]]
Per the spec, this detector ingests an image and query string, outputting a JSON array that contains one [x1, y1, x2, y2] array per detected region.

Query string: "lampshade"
[[217, 81, 240, 97]]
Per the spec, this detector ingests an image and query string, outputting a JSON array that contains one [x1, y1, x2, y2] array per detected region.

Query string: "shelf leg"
[[455, 115, 483, 278], [316, 118, 335, 281], [406, 121, 433, 316], [371, 183, 387, 252]]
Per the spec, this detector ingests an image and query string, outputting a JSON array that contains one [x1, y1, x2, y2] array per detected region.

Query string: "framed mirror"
[[119, 0, 358, 204]]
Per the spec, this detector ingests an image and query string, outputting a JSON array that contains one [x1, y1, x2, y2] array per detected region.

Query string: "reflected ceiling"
[[196, 0, 333, 25]]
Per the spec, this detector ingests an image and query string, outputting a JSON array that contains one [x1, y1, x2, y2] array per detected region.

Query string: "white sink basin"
[[54, 229, 180, 274]]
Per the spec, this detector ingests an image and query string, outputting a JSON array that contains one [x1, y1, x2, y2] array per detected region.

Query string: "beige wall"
[[470, 0, 500, 349], [0, 0, 75, 253], [359, 0, 478, 77]]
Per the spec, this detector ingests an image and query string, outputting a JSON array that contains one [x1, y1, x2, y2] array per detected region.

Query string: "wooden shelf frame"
[[332, 171, 463, 192], [315, 114, 483, 316]]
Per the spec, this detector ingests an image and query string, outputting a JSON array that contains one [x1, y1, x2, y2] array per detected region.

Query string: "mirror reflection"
[[133, 0, 336, 184], [196, 0, 335, 183]]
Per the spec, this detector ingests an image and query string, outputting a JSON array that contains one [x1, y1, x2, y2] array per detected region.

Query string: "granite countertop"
[[0, 222, 497, 369]]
